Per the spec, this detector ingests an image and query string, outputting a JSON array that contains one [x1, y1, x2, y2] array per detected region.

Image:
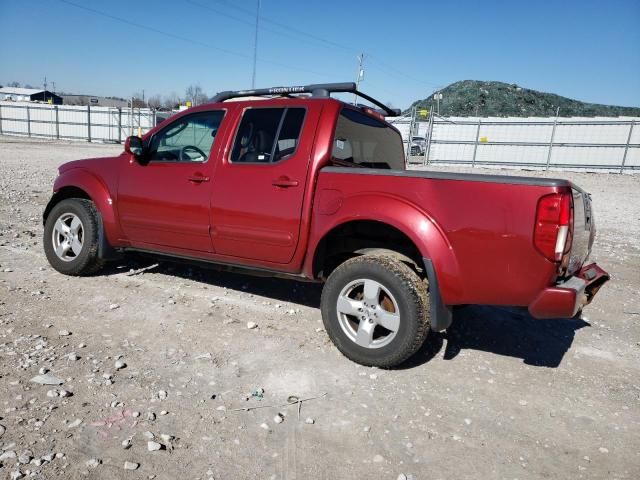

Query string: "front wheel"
[[43, 198, 105, 276], [320, 255, 430, 368]]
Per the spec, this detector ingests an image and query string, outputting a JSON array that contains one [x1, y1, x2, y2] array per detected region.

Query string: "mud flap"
[[97, 213, 122, 261], [423, 257, 453, 332]]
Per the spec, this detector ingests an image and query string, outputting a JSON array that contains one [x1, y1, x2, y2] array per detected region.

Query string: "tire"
[[43, 198, 105, 276], [321, 255, 430, 367]]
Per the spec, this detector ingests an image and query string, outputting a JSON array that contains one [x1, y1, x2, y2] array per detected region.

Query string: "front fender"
[[305, 192, 463, 304], [47, 168, 123, 246]]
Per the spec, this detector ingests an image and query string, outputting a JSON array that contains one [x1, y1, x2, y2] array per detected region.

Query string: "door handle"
[[188, 174, 210, 183], [272, 177, 299, 188]]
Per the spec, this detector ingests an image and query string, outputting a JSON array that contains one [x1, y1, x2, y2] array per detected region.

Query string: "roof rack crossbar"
[[210, 82, 401, 117]]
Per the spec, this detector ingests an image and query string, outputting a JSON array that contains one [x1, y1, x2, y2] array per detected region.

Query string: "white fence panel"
[[2, 103, 639, 172], [0, 101, 155, 142], [389, 114, 639, 172]]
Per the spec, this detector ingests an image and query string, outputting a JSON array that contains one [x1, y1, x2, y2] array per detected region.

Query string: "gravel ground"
[[1, 136, 639, 480]]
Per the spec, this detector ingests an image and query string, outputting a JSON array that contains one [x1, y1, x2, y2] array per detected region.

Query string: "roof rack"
[[210, 82, 401, 117]]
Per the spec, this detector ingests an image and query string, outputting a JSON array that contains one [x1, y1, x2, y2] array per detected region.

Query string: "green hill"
[[407, 80, 640, 117]]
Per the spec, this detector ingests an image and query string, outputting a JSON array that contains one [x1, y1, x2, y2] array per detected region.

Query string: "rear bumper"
[[528, 263, 610, 319]]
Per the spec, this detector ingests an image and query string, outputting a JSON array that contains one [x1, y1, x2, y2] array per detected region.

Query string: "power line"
[[58, 0, 440, 103], [208, 0, 441, 92], [185, 0, 353, 59], [58, 0, 243, 58], [187, 0, 441, 98], [184, 0, 255, 28], [367, 58, 441, 89], [56, 0, 330, 81], [210, 0, 354, 53]]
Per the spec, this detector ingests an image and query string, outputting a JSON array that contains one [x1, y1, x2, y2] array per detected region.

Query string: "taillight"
[[361, 107, 385, 120], [534, 192, 573, 262]]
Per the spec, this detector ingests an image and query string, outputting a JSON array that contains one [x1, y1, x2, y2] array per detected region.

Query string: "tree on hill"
[[407, 80, 640, 117]]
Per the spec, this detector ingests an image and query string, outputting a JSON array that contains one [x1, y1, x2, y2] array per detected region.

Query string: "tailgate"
[[568, 186, 596, 275]]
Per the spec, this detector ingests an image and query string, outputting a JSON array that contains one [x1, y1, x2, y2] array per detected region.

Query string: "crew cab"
[[43, 82, 609, 367]]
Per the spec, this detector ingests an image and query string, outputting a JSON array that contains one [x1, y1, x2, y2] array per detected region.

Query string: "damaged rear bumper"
[[528, 263, 610, 319]]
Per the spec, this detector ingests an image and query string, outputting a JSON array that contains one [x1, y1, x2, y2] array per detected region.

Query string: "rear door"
[[210, 104, 319, 264], [118, 110, 226, 252]]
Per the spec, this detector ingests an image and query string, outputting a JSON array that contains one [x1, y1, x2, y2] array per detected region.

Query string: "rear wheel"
[[44, 198, 105, 276], [321, 255, 430, 367]]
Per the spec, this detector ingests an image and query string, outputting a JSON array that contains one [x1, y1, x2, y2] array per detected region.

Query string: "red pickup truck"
[[43, 82, 609, 367]]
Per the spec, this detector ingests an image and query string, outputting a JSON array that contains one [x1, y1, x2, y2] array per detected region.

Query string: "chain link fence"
[[390, 109, 640, 173], [0, 101, 157, 143]]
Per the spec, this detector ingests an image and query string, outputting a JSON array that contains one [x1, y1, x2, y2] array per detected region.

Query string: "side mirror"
[[124, 136, 148, 164]]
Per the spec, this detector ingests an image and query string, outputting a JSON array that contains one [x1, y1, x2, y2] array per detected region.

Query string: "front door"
[[210, 105, 318, 264], [118, 110, 226, 252]]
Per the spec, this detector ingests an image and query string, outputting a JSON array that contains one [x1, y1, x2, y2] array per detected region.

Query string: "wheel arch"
[[306, 195, 461, 295], [43, 186, 92, 224], [310, 220, 423, 279], [43, 168, 123, 255], [306, 195, 462, 331]]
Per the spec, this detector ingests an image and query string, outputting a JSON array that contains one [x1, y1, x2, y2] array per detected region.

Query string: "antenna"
[[353, 53, 366, 104]]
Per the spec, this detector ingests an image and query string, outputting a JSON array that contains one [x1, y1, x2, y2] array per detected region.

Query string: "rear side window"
[[332, 107, 404, 170], [231, 107, 305, 163]]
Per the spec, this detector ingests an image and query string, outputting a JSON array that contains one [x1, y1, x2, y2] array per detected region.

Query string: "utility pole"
[[52, 81, 56, 93], [130, 97, 134, 136], [251, 0, 260, 88], [353, 53, 366, 104], [43, 76, 48, 102], [434, 91, 443, 115], [142, 89, 145, 107]]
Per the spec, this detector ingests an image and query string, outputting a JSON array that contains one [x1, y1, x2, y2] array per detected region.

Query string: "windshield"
[[331, 107, 405, 170]]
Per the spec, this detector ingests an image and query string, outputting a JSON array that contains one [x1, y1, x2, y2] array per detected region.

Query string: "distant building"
[[0, 87, 62, 104], [60, 95, 129, 108]]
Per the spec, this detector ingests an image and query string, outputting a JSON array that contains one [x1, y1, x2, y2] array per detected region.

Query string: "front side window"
[[331, 108, 405, 170], [147, 111, 225, 163], [231, 107, 305, 163]]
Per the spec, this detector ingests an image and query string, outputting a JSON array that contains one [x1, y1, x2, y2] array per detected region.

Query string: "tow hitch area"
[[578, 263, 610, 303], [528, 263, 610, 319]]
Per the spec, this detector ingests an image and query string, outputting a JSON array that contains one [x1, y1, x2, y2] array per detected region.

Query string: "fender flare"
[[45, 168, 123, 248], [305, 192, 463, 309]]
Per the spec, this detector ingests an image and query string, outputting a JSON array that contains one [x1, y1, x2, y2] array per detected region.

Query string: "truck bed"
[[322, 166, 573, 187], [313, 166, 583, 308]]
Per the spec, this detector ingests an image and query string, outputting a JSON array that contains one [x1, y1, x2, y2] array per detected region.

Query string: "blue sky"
[[1, 0, 638, 109]]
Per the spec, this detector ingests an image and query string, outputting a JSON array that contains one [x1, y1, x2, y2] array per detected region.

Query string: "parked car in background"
[[410, 135, 426, 156]]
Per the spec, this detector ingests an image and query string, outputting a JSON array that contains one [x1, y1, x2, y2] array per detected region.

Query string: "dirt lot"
[[1, 136, 639, 480]]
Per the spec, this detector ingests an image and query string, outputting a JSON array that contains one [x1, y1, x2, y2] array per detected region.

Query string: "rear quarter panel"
[[307, 170, 565, 307]]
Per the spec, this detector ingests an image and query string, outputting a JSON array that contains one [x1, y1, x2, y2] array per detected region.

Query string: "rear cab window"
[[230, 107, 306, 164], [331, 107, 405, 170]]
